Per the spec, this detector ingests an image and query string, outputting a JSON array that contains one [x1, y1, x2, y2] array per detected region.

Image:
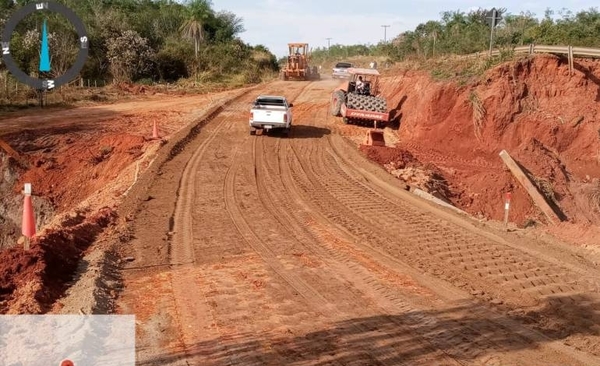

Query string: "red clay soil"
[[7, 129, 149, 210], [0, 208, 116, 314], [375, 54, 600, 227], [358, 145, 418, 168], [358, 145, 453, 199], [0, 88, 236, 313]]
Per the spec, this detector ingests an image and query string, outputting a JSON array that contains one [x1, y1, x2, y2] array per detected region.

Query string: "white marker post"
[[504, 192, 512, 228]]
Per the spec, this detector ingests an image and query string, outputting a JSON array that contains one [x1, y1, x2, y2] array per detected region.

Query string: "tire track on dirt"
[[319, 145, 583, 300], [124, 79, 599, 365], [288, 104, 600, 363], [254, 136, 468, 365], [258, 96, 564, 364], [283, 139, 551, 365], [330, 133, 600, 282], [170, 103, 237, 266], [164, 81, 318, 364], [211, 82, 436, 365], [329, 131, 597, 304], [325, 136, 600, 306], [163, 92, 276, 366], [223, 137, 330, 307], [169, 80, 312, 267]]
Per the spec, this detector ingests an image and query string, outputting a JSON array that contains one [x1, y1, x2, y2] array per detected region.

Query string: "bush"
[[106, 30, 156, 83]]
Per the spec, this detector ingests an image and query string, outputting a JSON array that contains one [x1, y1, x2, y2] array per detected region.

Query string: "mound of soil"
[[115, 82, 153, 95], [4, 130, 147, 211], [0, 207, 117, 314], [377, 54, 600, 227], [359, 145, 453, 201]]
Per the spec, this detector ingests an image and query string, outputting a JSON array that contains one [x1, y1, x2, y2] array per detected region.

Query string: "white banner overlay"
[[0, 315, 135, 366]]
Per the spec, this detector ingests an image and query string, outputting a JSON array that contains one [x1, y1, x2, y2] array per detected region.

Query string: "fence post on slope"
[[568, 46, 574, 75]]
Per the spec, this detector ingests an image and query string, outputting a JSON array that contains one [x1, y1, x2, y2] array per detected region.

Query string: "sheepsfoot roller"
[[330, 68, 390, 146], [330, 68, 390, 128]]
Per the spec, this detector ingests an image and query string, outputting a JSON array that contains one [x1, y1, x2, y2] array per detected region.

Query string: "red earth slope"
[[366, 54, 600, 229]]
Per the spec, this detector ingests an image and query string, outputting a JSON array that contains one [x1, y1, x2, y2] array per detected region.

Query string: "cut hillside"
[[0, 88, 242, 313], [367, 54, 600, 231]]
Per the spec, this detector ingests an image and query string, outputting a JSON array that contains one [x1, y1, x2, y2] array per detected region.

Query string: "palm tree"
[[179, 0, 212, 59], [179, 18, 204, 58]]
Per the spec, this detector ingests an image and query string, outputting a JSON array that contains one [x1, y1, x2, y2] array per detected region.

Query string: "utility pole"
[[326, 37, 332, 49], [486, 8, 502, 56], [381, 25, 390, 43]]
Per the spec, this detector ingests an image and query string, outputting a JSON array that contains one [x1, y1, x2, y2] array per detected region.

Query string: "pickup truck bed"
[[249, 95, 293, 136]]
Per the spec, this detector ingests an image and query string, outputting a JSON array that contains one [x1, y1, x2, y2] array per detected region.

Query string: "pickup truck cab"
[[249, 95, 293, 136]]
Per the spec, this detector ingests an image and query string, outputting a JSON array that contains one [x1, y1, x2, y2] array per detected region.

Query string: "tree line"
[[310, 7, 600, 62], [0, 0, 279, 85]]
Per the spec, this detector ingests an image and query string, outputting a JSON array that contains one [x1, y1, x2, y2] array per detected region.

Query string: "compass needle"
[[40, 19, 51, 72]]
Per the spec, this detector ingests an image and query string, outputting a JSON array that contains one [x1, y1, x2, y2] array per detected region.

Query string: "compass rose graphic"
[[1, 1, 88, 90]]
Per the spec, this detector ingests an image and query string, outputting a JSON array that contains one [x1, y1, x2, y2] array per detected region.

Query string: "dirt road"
[[116, 79, 600, 365]]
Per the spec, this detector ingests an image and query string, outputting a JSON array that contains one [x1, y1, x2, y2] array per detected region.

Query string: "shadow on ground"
[[289, 125, 331, 139], [573, 61, 600, 102], [258, 125, 331, 139], [138, 294, 600, 365]]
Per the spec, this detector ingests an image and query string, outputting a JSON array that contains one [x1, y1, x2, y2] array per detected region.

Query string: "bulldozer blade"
[[364, 130, 385, 147]]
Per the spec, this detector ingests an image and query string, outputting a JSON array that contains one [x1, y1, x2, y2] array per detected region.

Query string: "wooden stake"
[[499, 150, 561, 224]]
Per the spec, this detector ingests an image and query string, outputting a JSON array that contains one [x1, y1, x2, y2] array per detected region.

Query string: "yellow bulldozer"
[[280, 43, 320, 81]]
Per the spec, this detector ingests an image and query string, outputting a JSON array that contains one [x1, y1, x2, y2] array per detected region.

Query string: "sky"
[[212, 0, 599, 58]]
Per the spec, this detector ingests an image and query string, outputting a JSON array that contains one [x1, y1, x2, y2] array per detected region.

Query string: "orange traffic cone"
[[152, 121, 159, 139], [22, 194, 36, 238]]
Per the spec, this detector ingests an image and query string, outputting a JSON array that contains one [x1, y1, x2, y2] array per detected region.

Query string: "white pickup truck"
[[249, 95, 293, 136]]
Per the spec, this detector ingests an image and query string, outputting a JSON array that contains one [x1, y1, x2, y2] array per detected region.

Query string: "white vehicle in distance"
[[332, 61, 353, 79], [249, 95, 293, 136]]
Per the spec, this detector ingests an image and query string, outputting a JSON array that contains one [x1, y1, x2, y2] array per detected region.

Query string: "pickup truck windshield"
[[335, 62, 352, 68], [255, 98, 286, 106]]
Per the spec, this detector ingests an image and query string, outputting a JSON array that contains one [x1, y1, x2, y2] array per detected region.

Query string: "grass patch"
[[0, 70, 276, 114], [533, 176, 560, 208], [468, 91, 486, 140], [386, 49, 528, 87]]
